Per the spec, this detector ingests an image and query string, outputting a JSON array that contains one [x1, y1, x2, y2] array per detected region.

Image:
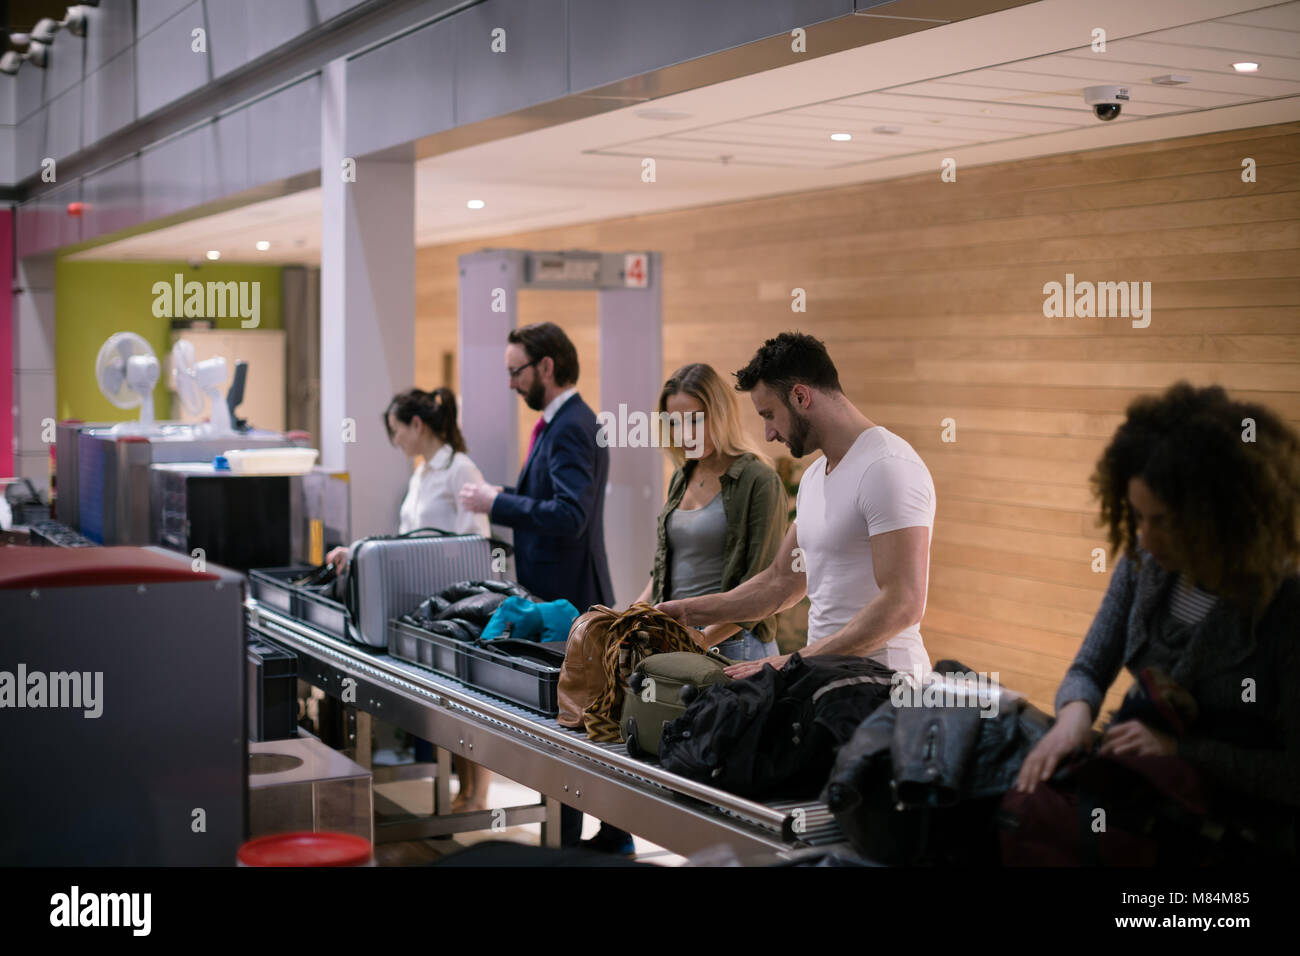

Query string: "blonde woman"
[[633, 363, 788, 660]]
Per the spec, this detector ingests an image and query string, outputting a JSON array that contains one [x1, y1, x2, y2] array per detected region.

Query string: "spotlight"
[[206, 250, 220, 261], [255, 240, 270, 251], [65, 7, 91, 39], [26, 40, 49, 69], [0, 52, 22, 76], [830, 132, 852, 142], [31, 18, 61, 43], [1232, 61, 1260, 72], [466, 199, 485, 209]]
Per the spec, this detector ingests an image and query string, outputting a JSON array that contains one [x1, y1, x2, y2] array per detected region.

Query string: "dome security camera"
[[1084, 85, 1130, 121]]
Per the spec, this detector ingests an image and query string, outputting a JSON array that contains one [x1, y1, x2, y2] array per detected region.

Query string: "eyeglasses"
[[507, 358, 540, 379]]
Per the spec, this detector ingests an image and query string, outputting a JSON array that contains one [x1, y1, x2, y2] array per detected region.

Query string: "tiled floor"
[[371, 769, 687, 867]]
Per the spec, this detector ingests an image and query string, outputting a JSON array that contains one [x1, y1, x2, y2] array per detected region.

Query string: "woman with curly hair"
[[1015, 382, 1300, 852]]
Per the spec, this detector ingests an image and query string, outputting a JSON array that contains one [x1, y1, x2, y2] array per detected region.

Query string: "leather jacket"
[[825, 660, 1053, 813]]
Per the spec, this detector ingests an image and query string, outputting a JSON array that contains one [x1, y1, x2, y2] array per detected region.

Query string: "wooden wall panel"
[[415, 121, 1300, 719]]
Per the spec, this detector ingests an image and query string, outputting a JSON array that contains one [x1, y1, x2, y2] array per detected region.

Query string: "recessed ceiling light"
[[467, 199, 485, 210], [1232, 61, 1259, 72], [830, 132, 852, 141], [255, 240, 270, 251], [636, 108, 693, 121], [980, 108, 991, 114], [1152, 74, 1192, 86], [205, 250, 220, 260], [927, 118, 943, 124], [872, 125, 903, 135]]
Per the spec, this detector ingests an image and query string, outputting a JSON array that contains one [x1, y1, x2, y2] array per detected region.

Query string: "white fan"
[[95, 332, 161, 435], [170, 339, 232, 436]]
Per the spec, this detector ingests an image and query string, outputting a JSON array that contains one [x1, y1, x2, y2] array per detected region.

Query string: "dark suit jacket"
[[490, 393, 614, 612]]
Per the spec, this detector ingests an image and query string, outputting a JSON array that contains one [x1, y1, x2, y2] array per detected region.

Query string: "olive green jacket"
[[650, 453, 788, 644]]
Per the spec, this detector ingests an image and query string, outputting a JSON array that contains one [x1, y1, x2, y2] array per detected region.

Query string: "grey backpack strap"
[[812, 673, 894, 704]]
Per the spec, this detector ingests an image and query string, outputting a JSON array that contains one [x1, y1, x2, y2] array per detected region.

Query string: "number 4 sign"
[[623, 253, 648, 288]]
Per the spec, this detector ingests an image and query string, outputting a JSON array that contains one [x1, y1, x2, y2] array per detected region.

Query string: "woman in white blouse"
[[326, 387, 492, 811], [397, 387, 489, 538]]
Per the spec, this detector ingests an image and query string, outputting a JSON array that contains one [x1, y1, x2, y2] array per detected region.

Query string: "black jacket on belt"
[[823, 660, 1053, 864]]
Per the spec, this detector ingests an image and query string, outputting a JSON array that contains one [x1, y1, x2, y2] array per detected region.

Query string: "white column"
[[14, 255, 57, 493], [320, 57, 415, 541]]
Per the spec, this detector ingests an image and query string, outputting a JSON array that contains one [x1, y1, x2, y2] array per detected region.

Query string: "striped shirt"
[[1168, 574, 1219, 625]]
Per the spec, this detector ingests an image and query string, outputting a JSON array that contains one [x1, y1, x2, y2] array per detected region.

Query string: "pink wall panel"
[[0, 208, 12, 478]]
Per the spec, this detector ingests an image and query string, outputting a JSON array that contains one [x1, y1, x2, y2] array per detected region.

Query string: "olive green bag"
[[620, 648, 736, 758]]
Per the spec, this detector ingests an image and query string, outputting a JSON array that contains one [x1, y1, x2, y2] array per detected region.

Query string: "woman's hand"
[[1098, 720, 1176, 758], [1015, 700, 1094, 793], [325, 546, 349, 572]]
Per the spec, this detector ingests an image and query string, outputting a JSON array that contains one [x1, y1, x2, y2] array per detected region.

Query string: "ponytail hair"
[[384, 387, 468, 454]]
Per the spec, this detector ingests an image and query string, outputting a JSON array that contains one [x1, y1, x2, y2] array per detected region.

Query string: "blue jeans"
[[714, 629, 777, 661]]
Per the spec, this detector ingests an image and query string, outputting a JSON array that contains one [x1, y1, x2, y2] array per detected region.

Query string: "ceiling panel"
[[68, 0, 1300, 262], [939, 68, 1259, 108], [582, 5, 1300, 172], [833, 93, 1081, 128], [1073, 38, 1300, 80], [1219, 2, 1300, 30], [1014, 53, 1300, 96], [1149, 20, 1300, 56]]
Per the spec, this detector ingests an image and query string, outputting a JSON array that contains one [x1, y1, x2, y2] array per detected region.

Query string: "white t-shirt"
[[399, 444, 491, 537], [795, 426, 935, 675]]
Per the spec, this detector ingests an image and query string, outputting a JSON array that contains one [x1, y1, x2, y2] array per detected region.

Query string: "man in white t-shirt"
[[658, 331, 935, 680]]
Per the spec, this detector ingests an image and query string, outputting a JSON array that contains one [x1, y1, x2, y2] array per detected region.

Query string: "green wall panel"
[[55, 259, 284, 423]]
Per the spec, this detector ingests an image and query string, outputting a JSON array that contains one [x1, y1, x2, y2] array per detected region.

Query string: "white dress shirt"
[[399, 443, 491, 536], [542, 386, 578, 424]]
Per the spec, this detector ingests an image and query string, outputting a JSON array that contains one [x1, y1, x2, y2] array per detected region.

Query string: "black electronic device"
[[227, 360, 249, 431]]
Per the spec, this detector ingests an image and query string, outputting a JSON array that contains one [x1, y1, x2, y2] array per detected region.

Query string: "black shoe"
[[581, 831, 636, 857]]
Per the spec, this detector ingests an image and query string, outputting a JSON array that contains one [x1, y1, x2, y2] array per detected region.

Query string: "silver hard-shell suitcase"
[[346, 528, 498, 647]]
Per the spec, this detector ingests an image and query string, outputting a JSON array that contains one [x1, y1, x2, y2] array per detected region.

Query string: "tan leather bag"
[[557, 605, 619, 727], [583, 603, 704, 742]]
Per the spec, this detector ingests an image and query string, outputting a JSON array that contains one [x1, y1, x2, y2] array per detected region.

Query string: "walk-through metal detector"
[[458, 249, 663, 606]]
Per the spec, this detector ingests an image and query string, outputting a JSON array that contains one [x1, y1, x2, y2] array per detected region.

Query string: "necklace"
[[695, 460, 724, 487]]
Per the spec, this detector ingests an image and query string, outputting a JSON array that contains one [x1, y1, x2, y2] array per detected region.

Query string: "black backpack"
[[658, 653, 895, 800]]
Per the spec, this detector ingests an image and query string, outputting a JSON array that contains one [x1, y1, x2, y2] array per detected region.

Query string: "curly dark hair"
[[1092, 381, 1300, 612], [734, 331, 843, 398]]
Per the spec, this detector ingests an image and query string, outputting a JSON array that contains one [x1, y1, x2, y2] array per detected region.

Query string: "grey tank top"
[[666, 493, 727, 601]]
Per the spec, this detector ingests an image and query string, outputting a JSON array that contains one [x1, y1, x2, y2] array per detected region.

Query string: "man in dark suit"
[[459, 321, 629, 852]]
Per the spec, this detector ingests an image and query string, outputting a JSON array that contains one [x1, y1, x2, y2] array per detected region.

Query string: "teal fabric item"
[[537, 598, 579, 642], [481, 597, 543, 641], [481, 596, 579, 642]]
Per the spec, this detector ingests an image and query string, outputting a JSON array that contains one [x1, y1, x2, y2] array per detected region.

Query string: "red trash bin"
[[237, 832, 373, 867]]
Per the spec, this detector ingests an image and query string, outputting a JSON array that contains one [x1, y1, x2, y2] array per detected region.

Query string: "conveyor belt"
[[247, 600, 847, 858]]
